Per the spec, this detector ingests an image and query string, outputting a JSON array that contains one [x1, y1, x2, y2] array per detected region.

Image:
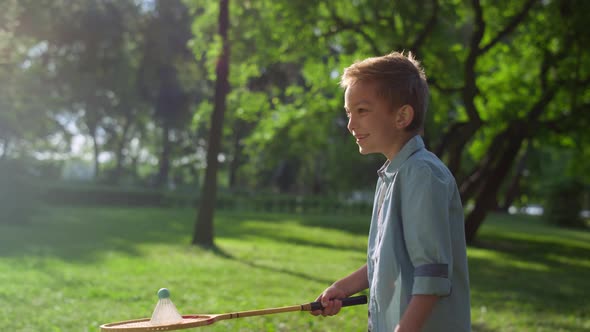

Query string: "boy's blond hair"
[[340, 51, 429, 132]]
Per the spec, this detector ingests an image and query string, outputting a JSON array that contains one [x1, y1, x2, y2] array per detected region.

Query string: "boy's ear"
[[394, 105, 414, 129]]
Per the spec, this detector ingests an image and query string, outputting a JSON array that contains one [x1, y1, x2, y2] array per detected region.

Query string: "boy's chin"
[[358, 147, 374, 155]]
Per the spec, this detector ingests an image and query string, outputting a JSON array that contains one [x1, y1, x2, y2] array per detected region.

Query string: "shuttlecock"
[[150, 288, 183, 325]]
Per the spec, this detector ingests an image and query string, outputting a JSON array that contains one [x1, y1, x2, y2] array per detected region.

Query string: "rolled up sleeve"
[[413, 264, 451, 296], [401, 164, 453, 296]]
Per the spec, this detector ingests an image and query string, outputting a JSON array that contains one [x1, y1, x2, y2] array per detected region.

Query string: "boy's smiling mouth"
[[354, 133, 369, 141]]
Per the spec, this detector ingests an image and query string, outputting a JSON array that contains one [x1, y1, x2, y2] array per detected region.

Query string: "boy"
[[311, 52, 471, 332]]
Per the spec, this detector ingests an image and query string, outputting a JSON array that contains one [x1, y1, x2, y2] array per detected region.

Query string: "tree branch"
[[411, 0, 439, 53], [462, 0, 485, 124], [479, 0, 538, 55], [537, 101, 590, 134], [471, 0, 485, 56], [327, 6, 383, 55], [429, 78, 463, 94], [433, 121, 470, 157]]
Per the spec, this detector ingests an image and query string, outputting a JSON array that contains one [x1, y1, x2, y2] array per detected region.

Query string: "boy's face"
[[344, 80, 404, 159]]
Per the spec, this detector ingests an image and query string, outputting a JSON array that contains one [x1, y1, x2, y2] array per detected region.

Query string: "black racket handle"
[[309, 295, 368, 311]]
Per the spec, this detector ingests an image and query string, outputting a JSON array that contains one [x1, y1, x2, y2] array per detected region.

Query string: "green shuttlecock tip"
[[157, 288, 171, 299]]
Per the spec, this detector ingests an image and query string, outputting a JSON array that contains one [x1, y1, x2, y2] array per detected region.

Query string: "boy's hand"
[[310, 285, 347, 317]]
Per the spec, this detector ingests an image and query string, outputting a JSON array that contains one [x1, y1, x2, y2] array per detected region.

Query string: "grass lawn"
[[0, 207, 588, 331]]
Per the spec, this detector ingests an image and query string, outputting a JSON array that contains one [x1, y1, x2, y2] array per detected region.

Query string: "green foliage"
[[4, 0, 590, 244], [230, 91, 269, 122], [0, 0, 21, 64], [215, 191, 372, 215], [0, 159, 41, 224], [43, 183, 171, 207], [40, 182, 372, 214], [544, 180, 586, 229], [520, 142, 590, 210]]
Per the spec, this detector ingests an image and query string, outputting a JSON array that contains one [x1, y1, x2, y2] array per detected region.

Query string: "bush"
[[41, 182, 372, 215], [0, 159, 41, 224], [544, 180, 586, 228], [44, 183, 169, 206]]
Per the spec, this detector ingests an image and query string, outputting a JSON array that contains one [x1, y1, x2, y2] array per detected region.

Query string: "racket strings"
[[106, 316, 210, 328]]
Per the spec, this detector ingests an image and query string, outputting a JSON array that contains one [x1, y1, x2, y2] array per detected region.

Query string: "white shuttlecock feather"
[[150, 288, 183, 325]]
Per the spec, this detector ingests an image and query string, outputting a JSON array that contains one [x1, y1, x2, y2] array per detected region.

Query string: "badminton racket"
[[100, 295, 367, 331]]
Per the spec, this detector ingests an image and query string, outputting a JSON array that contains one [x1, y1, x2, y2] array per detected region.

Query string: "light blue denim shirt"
[[367, 135, 471, 332]]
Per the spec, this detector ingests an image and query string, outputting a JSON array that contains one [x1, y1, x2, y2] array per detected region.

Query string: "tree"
[[8, 0, 151, 180], [452, 0, 590, 241], [192, 0, 230, 247], [206, 0, 590, 242], [138, 0, 195, 188]]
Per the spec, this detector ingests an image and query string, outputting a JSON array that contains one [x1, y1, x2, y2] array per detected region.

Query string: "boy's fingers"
[[321, 299, 342, 316], [319, 300, 333, 316], [332, 299, 343, 314], [310, 309, 322, 316], [310, 292, 345, 317]]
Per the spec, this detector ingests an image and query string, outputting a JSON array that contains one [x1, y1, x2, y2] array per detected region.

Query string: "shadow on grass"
[[2, 207, 589, 330], [210, 245, 335, 285], [471, 322, 495, 332], [0, 207, 192, 262], [217, 210, 370, 235], [468, 231, 590, 332], [0, 207, 367, 263], [0, 206, 356, 287], [215, 212, 368, 253]]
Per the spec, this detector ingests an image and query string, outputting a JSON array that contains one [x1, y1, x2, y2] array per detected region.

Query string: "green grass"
[[0, 207, 588, 331], [469, 214, 590, 332]]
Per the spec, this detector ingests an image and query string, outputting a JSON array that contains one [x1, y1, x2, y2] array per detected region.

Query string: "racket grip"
[[309, 295, 367, 311]]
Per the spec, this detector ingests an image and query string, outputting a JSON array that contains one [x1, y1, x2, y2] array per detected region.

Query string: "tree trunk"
[[85, 115, 100, 180], [460, 127, 514, 203], [113, 116, 132, 185], [0, 138, 9, 160], [442, 121, 481, 179], [91, 132, 100, 180], [193, 0, 230, 247], [500, 141, 530, 211], [156, 124, 171, 188], [463, 82, 559, 242], [228, 119, 245, 189], [464, 123, 526, 243]]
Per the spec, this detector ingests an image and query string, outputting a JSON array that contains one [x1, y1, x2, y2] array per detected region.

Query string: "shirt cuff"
[[412, 264, 451, 296], [412, 276, 452, 296]]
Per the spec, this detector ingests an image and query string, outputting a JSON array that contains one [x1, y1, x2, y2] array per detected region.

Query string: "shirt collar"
[[377, 135, 425, 180]]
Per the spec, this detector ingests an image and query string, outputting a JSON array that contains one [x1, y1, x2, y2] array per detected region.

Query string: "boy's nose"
[[347, 116, 355, 133]]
